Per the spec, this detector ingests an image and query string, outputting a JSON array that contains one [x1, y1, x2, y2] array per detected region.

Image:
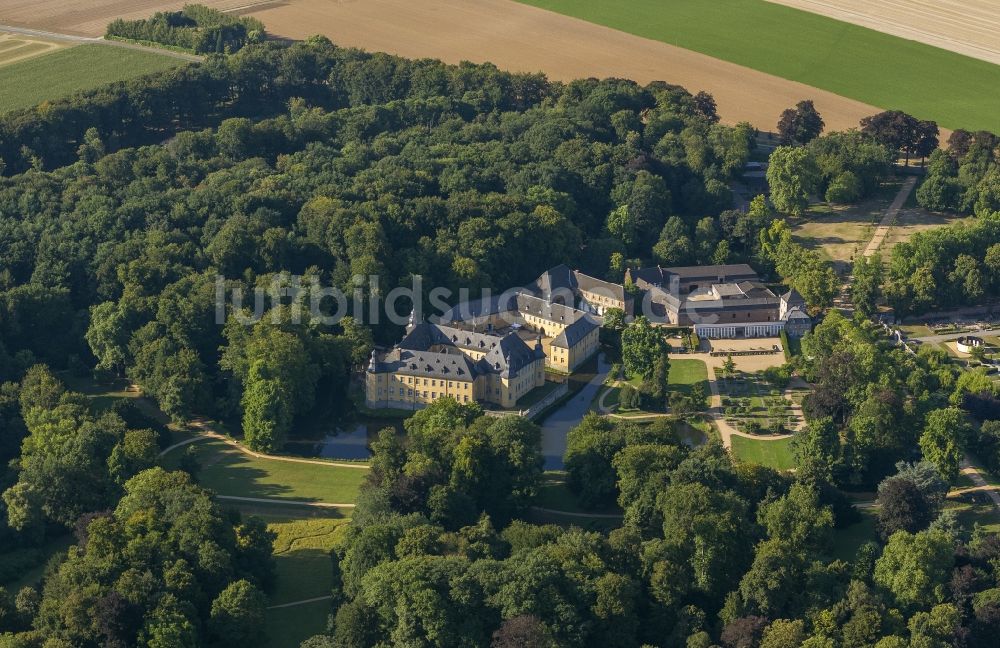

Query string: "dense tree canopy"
[[0, 31, 997, 648]]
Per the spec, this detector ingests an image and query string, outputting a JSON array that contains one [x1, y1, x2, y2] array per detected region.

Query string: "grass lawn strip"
[[163, 438, 367, 504], [262, 515, 350, 648]]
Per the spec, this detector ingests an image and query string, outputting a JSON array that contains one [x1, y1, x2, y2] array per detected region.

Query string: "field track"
[[768, 0, 1000, 66], [240, 0, 881, 132]]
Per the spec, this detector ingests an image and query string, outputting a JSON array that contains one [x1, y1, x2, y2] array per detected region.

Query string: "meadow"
[[730, 435, 796, 471], [516, 0, 1000, 132], [0, 43, 179, 114], [160, 438, 369, 504]]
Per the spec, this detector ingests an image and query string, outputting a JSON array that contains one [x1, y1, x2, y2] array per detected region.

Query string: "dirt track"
[[237, 0, 885, 131], [768, 0, 1000, 66]]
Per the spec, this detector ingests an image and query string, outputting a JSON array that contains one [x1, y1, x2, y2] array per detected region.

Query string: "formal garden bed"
[[716, 368, 802, 435]]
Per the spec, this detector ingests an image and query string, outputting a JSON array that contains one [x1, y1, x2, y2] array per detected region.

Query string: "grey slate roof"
[[664, 263, 759, 282], [435, 289, 600, 352], [374, 322, 543, 379], [781, 288, 806, 306], [373, 348, 479, 380], [572, 270, 627, 303], [626, 266, 669, 288], [525, 264, 575, 301]]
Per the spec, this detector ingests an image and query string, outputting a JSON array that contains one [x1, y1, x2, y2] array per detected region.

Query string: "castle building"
[[524, 264, 633, 317], [624, 264, 811, 338], [365, 268, 605, 411], [365, 263, 804, 412], [365, 320, 545, 410], [437, 289, 600, 374]]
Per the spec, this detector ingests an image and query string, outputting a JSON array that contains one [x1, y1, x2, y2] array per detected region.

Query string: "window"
[[408, 389, 413, 396], [399, 387, 404, 395], [432, 392, 437, 398]]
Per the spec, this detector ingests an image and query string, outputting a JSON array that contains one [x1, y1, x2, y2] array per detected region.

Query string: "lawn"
[[669, 358, 710, 405], [828, 509, 878, 562], [617, 358, 709, 414], [0, 534, 73, 593], [268, 516, 350, 605], [262, 513, 351, 648], [60, 373, 137, 411], [945, 495, 1000, 535], [791, 195, 888, 272], [0, 44, 181, 114], [515, 0, 1000, 132], [535, 471, 621, 515], [897, 323, 933, 338], [161, 438, 368, 504], [880, 208, 972, 261], [730, 435, 796, 471], [266, 599, 333, 648]]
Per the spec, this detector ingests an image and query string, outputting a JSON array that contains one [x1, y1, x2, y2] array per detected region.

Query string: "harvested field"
[[0, 0, 268, 37], [242, 0, 880, 131], [768, 0, 1000, 66], [0, 31, 65, 67]]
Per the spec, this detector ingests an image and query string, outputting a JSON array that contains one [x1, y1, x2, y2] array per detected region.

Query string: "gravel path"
[[861, 176, 917, 258]]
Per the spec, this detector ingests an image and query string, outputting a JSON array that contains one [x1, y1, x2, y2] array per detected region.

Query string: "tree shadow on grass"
[[198, 452, 307, 501]]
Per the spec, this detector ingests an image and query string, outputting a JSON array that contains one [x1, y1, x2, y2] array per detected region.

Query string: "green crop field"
[[515, 0, 1000, 132], [0, 44, 181, 115], [0, 42, 52, 64]]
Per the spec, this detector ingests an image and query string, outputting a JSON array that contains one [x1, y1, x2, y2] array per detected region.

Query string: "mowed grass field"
[[0, 42, 180, 114], [160, 438, 368, 504], [669, 358, 710, 398], [516, 0, 1000, 132], [730, 435, 796, 471]]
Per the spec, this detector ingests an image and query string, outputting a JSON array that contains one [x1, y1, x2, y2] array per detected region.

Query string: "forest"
[[0, 34, 998, 647], [0, 37, 849, 448]]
